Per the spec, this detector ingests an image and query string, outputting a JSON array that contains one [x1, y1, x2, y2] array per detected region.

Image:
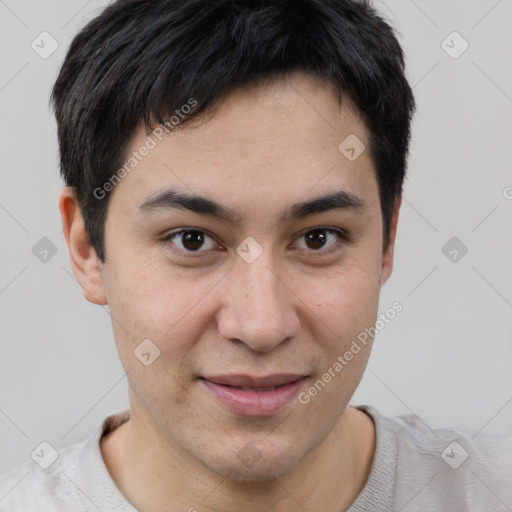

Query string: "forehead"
[[109, 72, 377, 218]]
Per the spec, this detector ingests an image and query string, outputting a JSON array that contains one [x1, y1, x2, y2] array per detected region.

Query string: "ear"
[[379, 195, 401, 288], [58, 187, 108, 305]]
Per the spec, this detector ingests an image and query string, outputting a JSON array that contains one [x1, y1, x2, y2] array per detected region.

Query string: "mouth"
[[222, 383, 290, 391], [199, 374, 308, 416], [202, 373, 307, 388]]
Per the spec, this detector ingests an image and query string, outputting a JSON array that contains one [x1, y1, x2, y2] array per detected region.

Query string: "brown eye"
[[294, 228, 348, 253], [304, 229, 328, 250], [162, 229, 217, 254], [181, 230, 206, 251]]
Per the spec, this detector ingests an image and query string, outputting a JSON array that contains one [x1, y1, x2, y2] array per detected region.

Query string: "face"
[[95, 72, 396, 480]]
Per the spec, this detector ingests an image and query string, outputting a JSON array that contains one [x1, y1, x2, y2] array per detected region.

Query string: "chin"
[[216, 458, 299, 483], [203, 443, 303, 482]]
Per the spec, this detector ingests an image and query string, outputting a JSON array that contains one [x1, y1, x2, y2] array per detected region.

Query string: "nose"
[[216, 253, 300, 352]]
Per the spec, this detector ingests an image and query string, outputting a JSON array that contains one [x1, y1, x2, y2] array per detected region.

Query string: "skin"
[[59, 71, 400, 511]]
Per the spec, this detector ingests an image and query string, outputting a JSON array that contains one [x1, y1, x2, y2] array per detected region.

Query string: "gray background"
[[1, 0, 511, 473]]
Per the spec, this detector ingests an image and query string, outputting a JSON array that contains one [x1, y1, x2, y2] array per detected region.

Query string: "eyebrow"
[[138, 187, 368, 225]]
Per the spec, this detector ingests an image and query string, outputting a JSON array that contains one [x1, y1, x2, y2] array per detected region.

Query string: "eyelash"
[[160, 227, 351, 258]]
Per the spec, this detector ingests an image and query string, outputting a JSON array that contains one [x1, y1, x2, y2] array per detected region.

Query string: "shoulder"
[[0, 439, 88, 510], [0, 409, 133, 511], [351, 405, 512, 511]]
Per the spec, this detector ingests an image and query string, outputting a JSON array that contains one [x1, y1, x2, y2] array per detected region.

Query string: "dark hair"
[[51, 0, 415, 262]]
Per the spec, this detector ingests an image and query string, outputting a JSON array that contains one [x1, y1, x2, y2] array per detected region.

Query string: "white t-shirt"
[[0, 405, 510, 511]]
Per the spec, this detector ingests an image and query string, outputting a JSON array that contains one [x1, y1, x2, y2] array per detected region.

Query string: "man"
[[0, 0, 510, 510]]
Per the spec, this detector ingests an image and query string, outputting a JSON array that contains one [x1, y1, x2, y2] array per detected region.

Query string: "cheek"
[[305, 259, 382, 340], [296, 266, 379, 416], [103, 261, 210, 420], [103, 259, 222, 380], [106, 259, 207, 333]]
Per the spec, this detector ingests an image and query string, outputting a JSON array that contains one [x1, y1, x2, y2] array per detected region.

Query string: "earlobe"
[[58, 187, 108, 305], [379, 195, 401, 288]]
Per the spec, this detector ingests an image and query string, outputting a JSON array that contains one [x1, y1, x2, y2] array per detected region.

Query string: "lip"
[[200, 374, 308, 416], [202, 373, 306, 388]]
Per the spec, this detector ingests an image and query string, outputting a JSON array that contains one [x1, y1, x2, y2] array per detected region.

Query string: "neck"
[[101, 406, 375, 512]]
